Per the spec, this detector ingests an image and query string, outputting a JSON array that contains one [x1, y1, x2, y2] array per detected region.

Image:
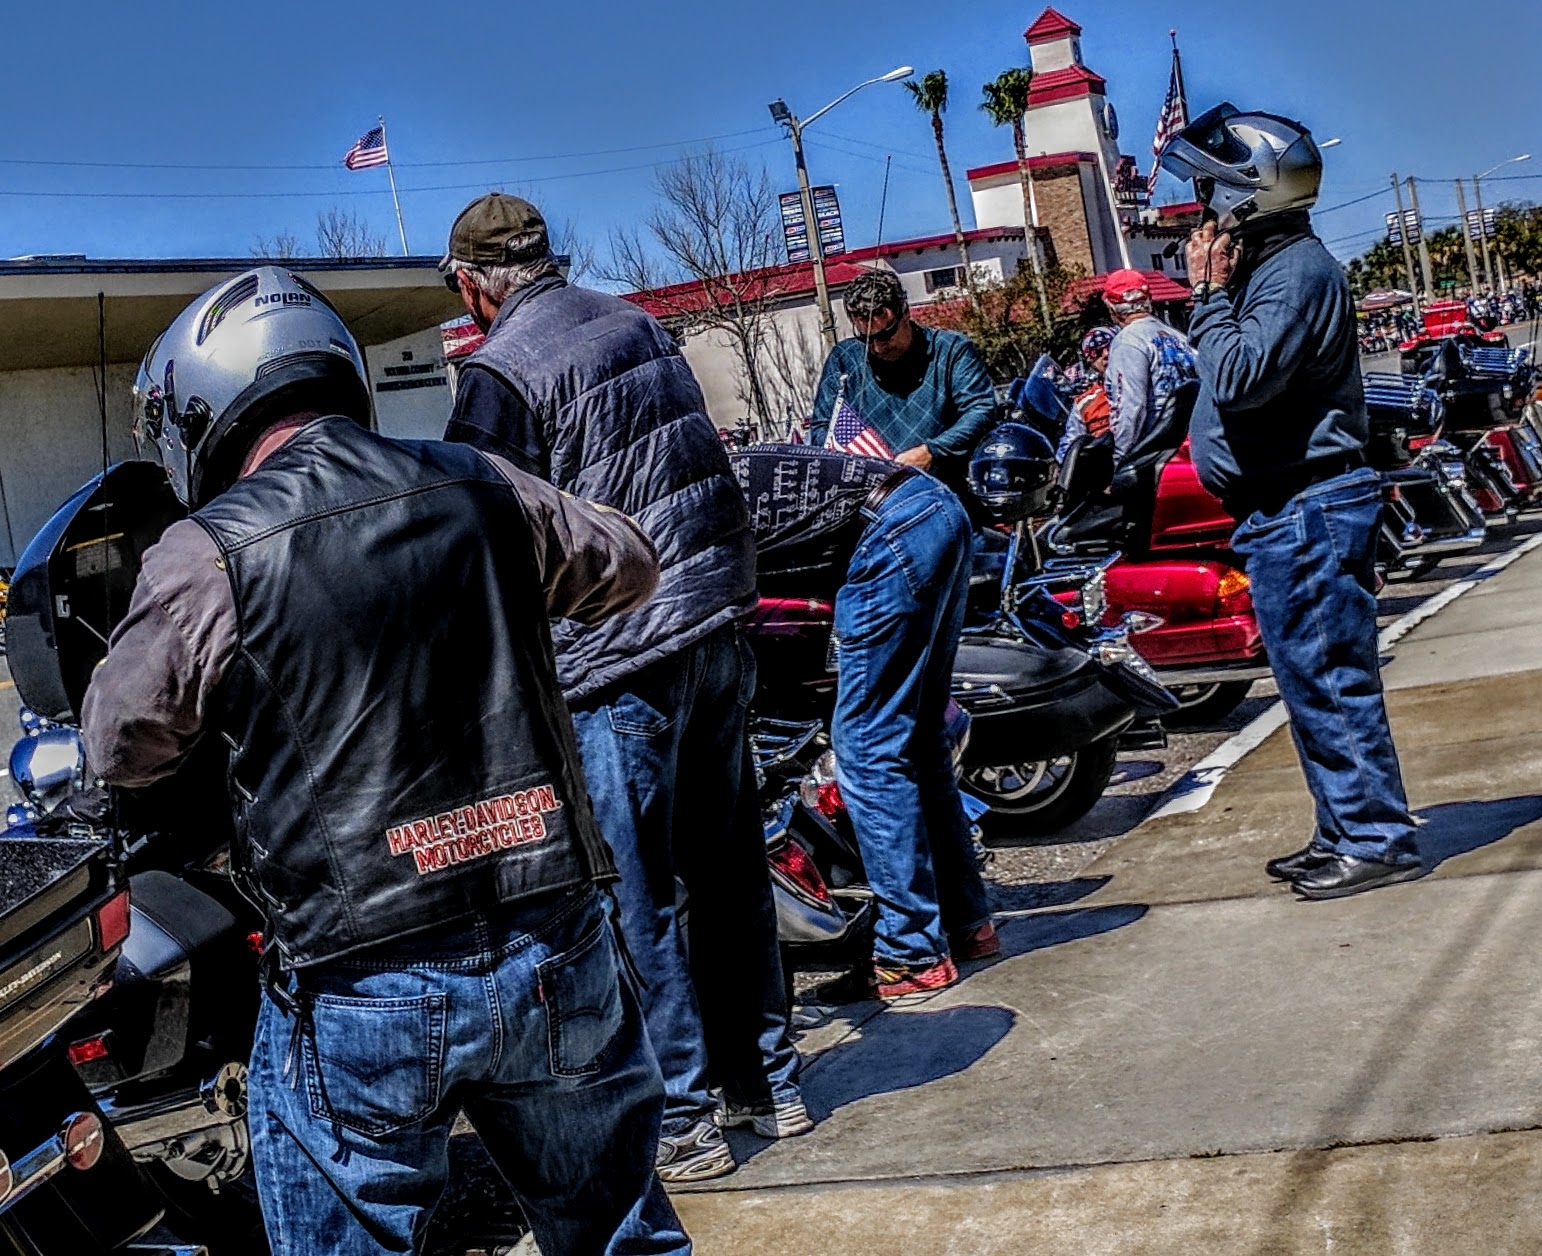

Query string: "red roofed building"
[[968, 7, 1199, 282]]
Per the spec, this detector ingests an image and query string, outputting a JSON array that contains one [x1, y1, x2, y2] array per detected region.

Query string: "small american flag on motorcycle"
[[1148, 36, 1188, 195], [825, 384, 893, 459]]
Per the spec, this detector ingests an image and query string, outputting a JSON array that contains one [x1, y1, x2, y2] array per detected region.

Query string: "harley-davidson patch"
[[386, 786, 562, 876]]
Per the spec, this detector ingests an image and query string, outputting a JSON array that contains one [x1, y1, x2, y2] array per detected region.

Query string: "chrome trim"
[[0, 1112, 101, 1215]]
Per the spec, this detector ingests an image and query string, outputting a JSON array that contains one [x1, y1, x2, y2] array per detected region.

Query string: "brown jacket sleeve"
[[479, 452, 660, 624], [80, 520, 239, 788]]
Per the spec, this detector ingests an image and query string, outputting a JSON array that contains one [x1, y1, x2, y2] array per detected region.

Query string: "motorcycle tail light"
[[95, 890, 131, 952], [1061, 610, 1081, 629], [0, 1146, 11, 1205], [1214, 567, 1253, 617], [810, 780, 845, 819], [768, 838, 832, 907], [67, 1036, 109, 1067], [61, 1112, 104, 1172]]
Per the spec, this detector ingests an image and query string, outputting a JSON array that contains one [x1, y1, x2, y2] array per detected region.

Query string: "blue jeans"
[[831, 475, 992, 968], [1231, 468, 1419, 864], [248, 889, 689, 1256], [570, 625, 801, 1136]]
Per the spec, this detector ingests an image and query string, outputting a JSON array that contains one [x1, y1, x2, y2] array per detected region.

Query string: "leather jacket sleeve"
[[81, 520, 239, 788], [480, 452, 660, 625]]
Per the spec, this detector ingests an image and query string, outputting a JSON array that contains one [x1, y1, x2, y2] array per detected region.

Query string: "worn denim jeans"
[[570, 625, 801, 1137], [1231, 468, 1419, 864], [831, 475, 992, 968], [248, 888, 689, 1256]]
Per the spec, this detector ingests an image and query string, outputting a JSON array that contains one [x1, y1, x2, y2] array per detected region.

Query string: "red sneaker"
[[874, 956, 959, 1000], [950, 921, 1001, 962]]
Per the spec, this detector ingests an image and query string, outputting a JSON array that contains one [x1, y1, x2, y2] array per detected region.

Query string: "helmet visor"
[[1178, 102, 1250, 164]]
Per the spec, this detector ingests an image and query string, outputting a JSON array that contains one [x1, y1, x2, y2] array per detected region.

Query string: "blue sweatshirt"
[[1187, 218, 1367, 510]]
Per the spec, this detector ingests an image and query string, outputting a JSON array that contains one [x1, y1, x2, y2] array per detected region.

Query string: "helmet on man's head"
[[1158, 102, 1322, 233], [968, 422, 1056, 523], [133, 266, 372, 508]]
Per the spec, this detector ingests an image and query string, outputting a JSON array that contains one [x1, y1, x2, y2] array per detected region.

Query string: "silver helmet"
[[1158, 103, 1322, 232], [133, 266, 372, 507]]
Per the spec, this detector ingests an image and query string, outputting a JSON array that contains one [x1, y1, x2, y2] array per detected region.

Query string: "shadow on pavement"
[[794, 1003, 1017, 1127], [989, 875, 1110, 913], [995, 901, 1148, 960], [1417, 794, 1542, 871]]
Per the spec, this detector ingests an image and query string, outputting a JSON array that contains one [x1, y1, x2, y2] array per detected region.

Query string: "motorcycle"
[[1035, 372, 1269, 727], [1413, 339, 1542, 519], [1362, 371, 1487, 575], [1, 462, 265, 1254]]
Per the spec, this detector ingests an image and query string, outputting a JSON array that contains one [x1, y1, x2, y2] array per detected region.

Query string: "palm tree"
[[981, 67, 1052, 326], [904, 71, 975, 298]]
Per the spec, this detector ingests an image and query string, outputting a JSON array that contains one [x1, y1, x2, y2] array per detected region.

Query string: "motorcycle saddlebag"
[[8, 462, 185, 723], [953, 636, 1133, 765]]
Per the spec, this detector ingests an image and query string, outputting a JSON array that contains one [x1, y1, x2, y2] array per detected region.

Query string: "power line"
[[0, 128, 773, 173], [0, 139, 783, 200], [1315, 187, 1390, 215]]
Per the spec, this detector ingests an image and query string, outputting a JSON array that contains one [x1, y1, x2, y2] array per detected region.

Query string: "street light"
[[1473, 154, 1530, 293], [769, 65, 913, 351]]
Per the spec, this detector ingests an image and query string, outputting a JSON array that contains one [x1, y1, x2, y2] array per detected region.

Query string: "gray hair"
[[446, 240, 561, 304]]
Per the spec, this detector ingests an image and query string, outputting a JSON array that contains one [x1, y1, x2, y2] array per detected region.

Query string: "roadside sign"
[[780, 187, 847, 263], [1385, 209, 1421, 246], [1464, 208, 1498, 241]]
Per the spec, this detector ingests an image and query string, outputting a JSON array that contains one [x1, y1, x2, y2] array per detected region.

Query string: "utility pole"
[[1473, 177, 1495, 293], [1390, 173, 1421, 316], [1406, 177, 1434, 301], [787, 120, 836, 351], [1453, 178, 1481, 296]]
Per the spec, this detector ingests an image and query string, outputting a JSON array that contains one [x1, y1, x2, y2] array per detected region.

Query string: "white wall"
[[366, 327, 452, 441], [0, 363, 140, 566]]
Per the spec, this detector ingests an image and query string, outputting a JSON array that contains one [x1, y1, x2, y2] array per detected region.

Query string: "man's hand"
[[1186, 220, 1237, 293], [895, 445, 933, 471]]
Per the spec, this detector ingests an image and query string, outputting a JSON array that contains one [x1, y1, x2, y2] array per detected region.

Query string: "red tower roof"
[[1024, 7, 1082, 44]]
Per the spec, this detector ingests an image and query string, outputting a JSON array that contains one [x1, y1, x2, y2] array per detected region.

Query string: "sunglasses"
[[443, 270, 463, 294], [854, 311, 907, 345]]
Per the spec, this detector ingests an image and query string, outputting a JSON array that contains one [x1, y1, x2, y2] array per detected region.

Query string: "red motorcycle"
[[1041, 382, 1268, 725]]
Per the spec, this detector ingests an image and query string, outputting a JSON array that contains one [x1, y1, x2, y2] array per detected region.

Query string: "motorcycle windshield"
[[8, 462, 185, 723], [1016, 354, 1072, 435]]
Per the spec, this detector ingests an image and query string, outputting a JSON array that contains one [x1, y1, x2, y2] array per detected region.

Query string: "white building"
[[0, 257, 461, 564]]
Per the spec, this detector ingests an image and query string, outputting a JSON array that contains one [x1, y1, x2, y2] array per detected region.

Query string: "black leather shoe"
[[1292, 854, 1424, 900], [1265, 844, 1336, 882]]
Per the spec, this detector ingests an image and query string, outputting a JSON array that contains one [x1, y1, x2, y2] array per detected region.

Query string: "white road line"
[[1148, 531, 1542, 821]]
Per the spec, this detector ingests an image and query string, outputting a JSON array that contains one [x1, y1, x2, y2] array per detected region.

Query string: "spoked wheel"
[[1162, 680, 1254, 728], [962, 736, 1119, 838]]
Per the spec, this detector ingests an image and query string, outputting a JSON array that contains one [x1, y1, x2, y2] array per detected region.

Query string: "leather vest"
[[193, 418, 616, 967]]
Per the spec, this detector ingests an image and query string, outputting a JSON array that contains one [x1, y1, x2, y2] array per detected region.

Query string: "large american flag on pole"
[[824, 385, 893, 460], [1148, 38, 1189, 195], [343, 126, 390, 170]]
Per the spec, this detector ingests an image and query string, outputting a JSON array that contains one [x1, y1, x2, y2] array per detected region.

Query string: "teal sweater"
[[809, 327, 997, 476]]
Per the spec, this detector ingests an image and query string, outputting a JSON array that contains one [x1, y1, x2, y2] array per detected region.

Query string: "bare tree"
[[761, 315, 824, 436], [251, 229, 303, 260], [546, 216, 596, 284], [314, 207, 388, 258], [603, 148, 788, 428]]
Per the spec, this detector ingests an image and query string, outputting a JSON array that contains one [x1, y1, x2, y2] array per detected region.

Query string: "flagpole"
[[379, 114, 410, 256]]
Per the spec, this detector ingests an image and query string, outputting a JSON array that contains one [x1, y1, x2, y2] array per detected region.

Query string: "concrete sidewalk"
[[672, 543, 1542, 1254]]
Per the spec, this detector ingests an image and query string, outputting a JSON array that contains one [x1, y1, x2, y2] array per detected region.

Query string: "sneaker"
[[874, 956, 959, 1000], [949, 921, 1001, 962], [813, 965, 878, 1005], [655, 1117, 736, 1183], [717, 1095, 815, 1139]]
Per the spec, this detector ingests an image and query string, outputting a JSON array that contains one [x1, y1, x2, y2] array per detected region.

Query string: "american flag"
[[1148, 41, 1189, 195], [824, 390, 893, 460], [343, 126, 390, 170]]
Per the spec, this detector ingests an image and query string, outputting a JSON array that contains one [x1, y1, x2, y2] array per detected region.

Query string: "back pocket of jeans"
[[538, 918, 625, 1077], [303, 993, 447, 1137]]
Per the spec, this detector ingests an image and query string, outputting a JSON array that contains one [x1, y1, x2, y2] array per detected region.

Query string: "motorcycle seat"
[[954, 635, 1089, 697], [123, 870, 239, 981]]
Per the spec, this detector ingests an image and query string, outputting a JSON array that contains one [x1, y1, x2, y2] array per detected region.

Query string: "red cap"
[[1102, 269, 1151, 303]]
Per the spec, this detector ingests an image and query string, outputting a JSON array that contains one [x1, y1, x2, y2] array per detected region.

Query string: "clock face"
[[1102, 102, 1120, 141]]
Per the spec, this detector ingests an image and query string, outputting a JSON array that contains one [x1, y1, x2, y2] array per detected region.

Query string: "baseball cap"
[[441, 193, 550, 269], [1102, 269, 1151, 304]]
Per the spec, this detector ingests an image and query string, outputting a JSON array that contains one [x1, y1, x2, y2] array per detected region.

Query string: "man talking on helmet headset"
[[79, 268, 690, 1254], [1161, 105, 1421, 899]]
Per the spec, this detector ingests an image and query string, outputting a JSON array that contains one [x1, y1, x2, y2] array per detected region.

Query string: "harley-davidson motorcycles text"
[[386, 786, 562, 875]]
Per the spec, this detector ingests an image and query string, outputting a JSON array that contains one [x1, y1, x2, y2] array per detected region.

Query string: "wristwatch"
[[1191, 280, 1226, 300]]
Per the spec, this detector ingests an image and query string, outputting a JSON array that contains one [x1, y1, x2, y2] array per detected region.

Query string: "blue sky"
[[3, 0, 1539, 271]]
